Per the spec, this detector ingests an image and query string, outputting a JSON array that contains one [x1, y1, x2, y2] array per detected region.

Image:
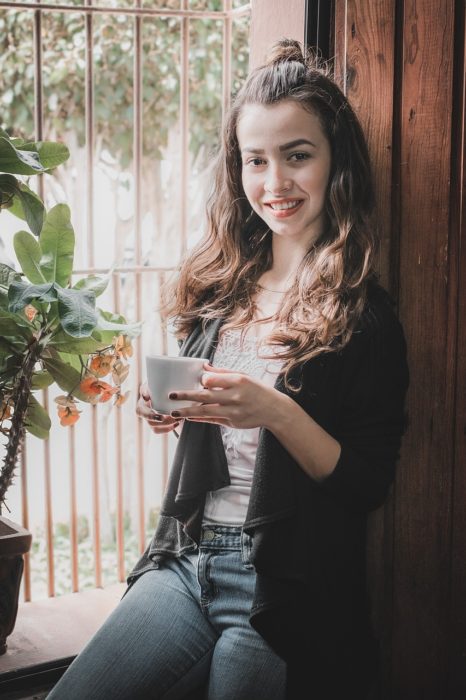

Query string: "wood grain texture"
[[249, 0, 306, 70], [333, 1, 463, 697], [393, 0, 456, 696], [333, 2, 397, 696], [250, 0, 463, 695], [336, 0, 397, 288], [448, 0, 466, 694]]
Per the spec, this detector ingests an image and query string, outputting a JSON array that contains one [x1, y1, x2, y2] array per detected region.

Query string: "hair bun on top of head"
[[264, 38, 305, 66], [264, 38, 329, 75]]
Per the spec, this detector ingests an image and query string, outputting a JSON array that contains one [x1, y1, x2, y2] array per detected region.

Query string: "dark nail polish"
[[171, 410, 181, 418], [168, 392, 177, 399], [152, 414, 162, 421]]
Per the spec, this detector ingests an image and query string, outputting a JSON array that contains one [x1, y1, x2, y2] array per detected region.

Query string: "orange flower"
[[114, 390, 130, 407], [57, 405, 80, 426], [113, 334, 133, 359], [79, 376, 102, 396], [99, 381, 117, 403], [79, 376, 117, 403], [90, 354, 114, 377], [24, 304, 37, 322], [55, 395, 78, 409], [55, 396, 81, 426]]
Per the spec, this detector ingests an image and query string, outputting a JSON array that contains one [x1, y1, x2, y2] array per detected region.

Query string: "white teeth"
[[268, 200, 300, 210]]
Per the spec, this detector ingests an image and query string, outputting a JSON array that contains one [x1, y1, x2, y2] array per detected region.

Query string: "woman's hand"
[[166, 362, 280, 430], [136, 382, 182, 434]]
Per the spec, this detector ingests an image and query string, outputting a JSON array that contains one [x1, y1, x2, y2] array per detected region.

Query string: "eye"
[[289, 152, 311, 162], [244, 157, 266, 167]]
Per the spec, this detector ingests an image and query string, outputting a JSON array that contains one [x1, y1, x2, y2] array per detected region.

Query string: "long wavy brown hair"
[[161, 39, 379, 392]]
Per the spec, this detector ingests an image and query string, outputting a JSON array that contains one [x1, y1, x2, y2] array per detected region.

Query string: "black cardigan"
[[128, 281, 409, 699]]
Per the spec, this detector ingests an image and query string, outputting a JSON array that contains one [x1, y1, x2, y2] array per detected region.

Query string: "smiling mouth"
[[265, 199, 301, 210], [264, 199, 304, 217]]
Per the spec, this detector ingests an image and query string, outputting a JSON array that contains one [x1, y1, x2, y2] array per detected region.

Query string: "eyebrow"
[[241, 138, 317, 154]]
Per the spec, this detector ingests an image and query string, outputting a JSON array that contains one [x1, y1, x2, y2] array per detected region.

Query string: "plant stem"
[[0, 331, 45, 511]]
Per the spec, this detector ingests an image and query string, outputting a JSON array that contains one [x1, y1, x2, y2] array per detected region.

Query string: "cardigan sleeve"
[[317, 305, 409, 512]]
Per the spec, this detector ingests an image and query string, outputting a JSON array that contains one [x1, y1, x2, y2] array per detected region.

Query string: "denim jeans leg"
[[46, 555, 218, 700], [196, 526, 287, 700]]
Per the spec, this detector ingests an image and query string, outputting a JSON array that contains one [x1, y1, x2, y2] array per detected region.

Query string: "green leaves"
[[40, 204, 74, 285], [56, 287, 97, 338], [0, 175, 45, 236], [42, 357, 90, 402], [8, 279, 57, 313], [13, 205, 74, 284], [31, 370, 54, 390], [25, 394, 51, 439], [0, 136, 43, 175], [13, 231, 46, 283], [74, 274, 109, 298], [96, 309, 143, 340], [8, 183, 45, 236], [8, 279, 98, 338], [0, 264, 21, 310], [49, 330, 103, 354], [0, 311, 32, 341], [0, 136, 69, 176]]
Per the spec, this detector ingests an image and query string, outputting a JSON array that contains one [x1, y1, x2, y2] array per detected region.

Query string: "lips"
[[263, 198, 304, 218]]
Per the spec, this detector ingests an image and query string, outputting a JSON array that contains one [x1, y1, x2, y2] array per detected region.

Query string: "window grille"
[[0, 0, 250, 601]]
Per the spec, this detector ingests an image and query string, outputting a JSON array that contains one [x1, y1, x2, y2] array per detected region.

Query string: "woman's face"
[[237, 100, 332, 249]]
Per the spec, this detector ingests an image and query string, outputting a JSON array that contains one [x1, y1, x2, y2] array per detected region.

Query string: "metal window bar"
[[0, 0, 251, 601]]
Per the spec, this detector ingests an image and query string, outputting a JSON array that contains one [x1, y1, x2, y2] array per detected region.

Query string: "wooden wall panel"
[[334, 1, 396, 288], [448, 1, 466, 694], [249, 0, 306, 70], [333, 3, 397, 697], [251, 0, 464, 695], [394, 1, 455, 696]]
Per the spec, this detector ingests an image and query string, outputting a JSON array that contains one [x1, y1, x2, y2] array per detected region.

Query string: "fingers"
[[147, 413, 182, 434], [170, 404, 223, 420], [148, 419, 181, 434], [201, 372, 236, 389], [139, 381, 151, 403], [136, 391, 181, 434], [203, 362, 235, 375]]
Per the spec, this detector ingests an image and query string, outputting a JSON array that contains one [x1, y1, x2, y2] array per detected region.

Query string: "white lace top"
[[202, 327, 284, 526]]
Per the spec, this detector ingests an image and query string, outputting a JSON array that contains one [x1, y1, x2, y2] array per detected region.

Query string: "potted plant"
[[0, 128, 141, 653]]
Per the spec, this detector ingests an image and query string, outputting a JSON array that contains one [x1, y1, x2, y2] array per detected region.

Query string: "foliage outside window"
[[0, 1, 250, 599]]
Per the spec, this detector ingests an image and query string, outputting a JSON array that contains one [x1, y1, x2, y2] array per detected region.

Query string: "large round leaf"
[[56, 287, 97, 338], [0, 136, 43, 175], [8, 279, 57, 313]]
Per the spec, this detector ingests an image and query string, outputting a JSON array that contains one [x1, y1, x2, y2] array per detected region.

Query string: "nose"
[[264, 164, 292, 195]]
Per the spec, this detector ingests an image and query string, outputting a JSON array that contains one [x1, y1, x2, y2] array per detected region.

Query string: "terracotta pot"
[[0, 515, 32, 654]]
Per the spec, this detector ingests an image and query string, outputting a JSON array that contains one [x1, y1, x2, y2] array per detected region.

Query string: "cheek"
[[302, 167, 330, 199], [241, 172, 261, 206]]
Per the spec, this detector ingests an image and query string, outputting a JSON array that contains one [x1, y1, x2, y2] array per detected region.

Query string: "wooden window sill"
[[0, 583, 126, 698]]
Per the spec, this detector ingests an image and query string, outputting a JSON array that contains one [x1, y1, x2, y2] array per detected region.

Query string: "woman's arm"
[[264, 394, 342, 482]]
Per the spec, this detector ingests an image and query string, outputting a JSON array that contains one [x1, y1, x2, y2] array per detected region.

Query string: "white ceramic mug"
[[145, 355, 209, 414]]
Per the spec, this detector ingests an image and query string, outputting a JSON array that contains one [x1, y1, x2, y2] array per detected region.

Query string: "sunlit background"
[[0, 0, 250, 599]]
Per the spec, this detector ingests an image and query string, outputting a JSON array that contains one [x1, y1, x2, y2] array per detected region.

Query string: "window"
[[0, 0, 250, 600]]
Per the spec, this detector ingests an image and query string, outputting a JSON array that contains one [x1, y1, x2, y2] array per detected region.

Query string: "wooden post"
[[249, 0, 306, 69]]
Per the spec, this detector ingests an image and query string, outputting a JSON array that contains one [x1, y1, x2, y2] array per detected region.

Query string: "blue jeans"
[[46, 525, 286, 699]]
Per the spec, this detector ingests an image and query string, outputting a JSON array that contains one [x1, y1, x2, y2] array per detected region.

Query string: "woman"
[[48, 39, 409, 700]]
